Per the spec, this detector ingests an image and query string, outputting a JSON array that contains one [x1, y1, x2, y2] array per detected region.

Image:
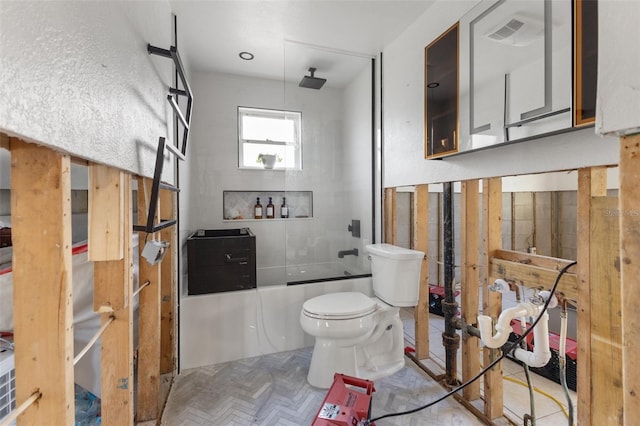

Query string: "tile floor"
[[158, 309, 577, 425]]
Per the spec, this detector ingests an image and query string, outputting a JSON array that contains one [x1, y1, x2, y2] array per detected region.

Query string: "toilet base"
[[307, 339, 406, 389], [307, 338, 358, 388], [306, 314, 406, 389]]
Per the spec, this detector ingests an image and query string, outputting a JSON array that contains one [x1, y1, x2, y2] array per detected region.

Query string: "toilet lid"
[[302, 292, 377, 319]]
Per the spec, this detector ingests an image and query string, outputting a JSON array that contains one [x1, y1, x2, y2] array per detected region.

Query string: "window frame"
[[237, 106, 303, 171]]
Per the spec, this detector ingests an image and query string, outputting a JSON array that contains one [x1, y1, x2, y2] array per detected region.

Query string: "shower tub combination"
[[181, 226, 373, 370], [180, 275, 373, 370]]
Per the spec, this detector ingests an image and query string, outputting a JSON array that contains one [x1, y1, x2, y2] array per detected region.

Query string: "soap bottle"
[[254, 197, 263, 219], [280, 197, 289, 218], [266, 197, 275, 219]]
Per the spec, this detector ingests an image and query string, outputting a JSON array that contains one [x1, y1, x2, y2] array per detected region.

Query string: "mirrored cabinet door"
[[424, 22, 459, 159], [574, 0, 598, 126], [461, 0, 572, 153]]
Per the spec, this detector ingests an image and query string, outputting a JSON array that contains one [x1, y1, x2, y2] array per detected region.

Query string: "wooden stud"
[[620, 134, 640, 425], [590, 196, 623, 424], [137, 177, 162, 421], [90, 165, 128, 312], [482, 177, 503, 419], [576, 166, 606, 425], [413, 184, 430, 359], [88, 164, 124, 261], [98, 173, 134, 426], [10, 138, 75, 425], [461, 179, 480, 401], [384, 187, 397, 244], [159, 188, 177, 374]]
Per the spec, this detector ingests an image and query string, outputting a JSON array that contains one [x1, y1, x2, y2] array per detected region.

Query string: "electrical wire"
[[503, 376, 569, 418], [364, 260, 577, 425]]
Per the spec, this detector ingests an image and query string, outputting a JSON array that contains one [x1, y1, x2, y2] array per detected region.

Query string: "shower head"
[[299, 67, 326, 90]]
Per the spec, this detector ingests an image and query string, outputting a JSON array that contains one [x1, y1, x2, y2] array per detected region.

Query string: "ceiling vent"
[[484, 14, 544, 47]]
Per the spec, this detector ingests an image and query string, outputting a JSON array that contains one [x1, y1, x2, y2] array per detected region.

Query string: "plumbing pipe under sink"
[[478, 282, 557, 368]]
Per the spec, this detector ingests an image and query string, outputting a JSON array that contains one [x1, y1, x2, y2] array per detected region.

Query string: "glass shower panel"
[[283, 42, 374, 284]]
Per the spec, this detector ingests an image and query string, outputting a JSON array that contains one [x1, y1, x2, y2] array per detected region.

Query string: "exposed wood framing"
[[590, 196, 623, 424], [95, 172, 135, 426], [490, 250, 578, 300], [413, 184, 430, 359], [159, 188, 177, 374], [620, 134, 640, 425], [137, 177, 162, 421], [384, 187, 397, 244], [576, 166, 606, 424], [10, 138, 75, 425], [460, 179, 480, 401], [482, 177, 503, 419], [3, 134, 177, 424], [88, 164, 124, 262]]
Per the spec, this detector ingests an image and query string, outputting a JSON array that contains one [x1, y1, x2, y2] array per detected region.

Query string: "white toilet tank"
[[365, 244, 425, 307]]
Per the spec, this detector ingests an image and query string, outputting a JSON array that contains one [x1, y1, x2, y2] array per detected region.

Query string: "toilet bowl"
[[300, 244, 424, 388]]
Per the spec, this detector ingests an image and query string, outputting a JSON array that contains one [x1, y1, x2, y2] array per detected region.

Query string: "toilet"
[[299, 243, 425, 388]]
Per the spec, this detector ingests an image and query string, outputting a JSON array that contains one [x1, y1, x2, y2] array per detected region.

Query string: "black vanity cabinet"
[[425, 22, 459, 159], [187, 228, 256, 295]]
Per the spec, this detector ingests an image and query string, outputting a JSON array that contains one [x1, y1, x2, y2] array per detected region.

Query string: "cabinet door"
[[463, 0, 572, 151], [424, 22, 459, 159], [574, 0, 598, 126]]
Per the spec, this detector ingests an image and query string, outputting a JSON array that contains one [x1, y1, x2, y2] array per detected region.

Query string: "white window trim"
[[238, 107, 302, 170]]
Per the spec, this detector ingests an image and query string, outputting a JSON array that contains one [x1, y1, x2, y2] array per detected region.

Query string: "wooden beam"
[[10, 138, 74, 425], [413, 184, 430, 359], [620, 134, 640, 425], [482, 177, 503, 419], [137, 177, 162, 421], [159, 188, 177, 374], [88, 164, 124, 261], [489, 252, 578, 301], [461, 179, 480, 401], [590, 196, 623, 424], [384, 187, 397, 244], [98, 173, 134, 426], [576, 166, 607, 425]]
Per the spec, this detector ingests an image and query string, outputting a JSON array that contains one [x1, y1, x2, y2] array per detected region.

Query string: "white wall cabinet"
[[458, 0, 572, 153]]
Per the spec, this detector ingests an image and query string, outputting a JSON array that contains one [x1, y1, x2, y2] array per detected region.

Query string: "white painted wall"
[[382, 0, 620, 189], [0, 1, 176, 181], [596, 0, 640, 136]]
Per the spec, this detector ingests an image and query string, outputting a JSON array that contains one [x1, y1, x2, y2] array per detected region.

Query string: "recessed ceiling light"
[[239, 51, 254, 61], [427, 82, 440, 88]]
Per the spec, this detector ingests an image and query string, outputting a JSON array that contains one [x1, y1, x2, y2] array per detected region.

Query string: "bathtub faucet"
[[338, 248, 359, 258]]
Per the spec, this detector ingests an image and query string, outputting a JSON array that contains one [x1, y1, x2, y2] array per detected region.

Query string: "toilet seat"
[[302, 292, 377, 320]]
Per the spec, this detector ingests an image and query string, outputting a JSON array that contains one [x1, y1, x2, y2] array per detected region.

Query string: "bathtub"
[[180, 276, 373, 370], [257, 261, 371, 287]]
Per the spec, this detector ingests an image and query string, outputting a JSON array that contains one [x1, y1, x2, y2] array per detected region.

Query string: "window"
[[238, 107, 302, 170]]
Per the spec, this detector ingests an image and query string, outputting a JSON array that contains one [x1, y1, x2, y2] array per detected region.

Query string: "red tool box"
[[312, 373, 375, 426]]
